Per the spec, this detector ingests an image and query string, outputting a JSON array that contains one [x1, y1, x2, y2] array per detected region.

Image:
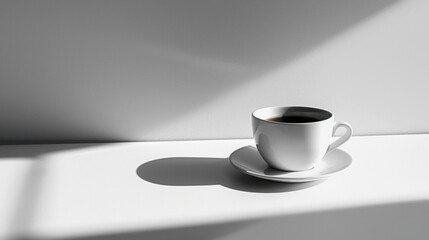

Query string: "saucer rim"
[[230, 162, 327, 183], [229, 146, 351, 183]]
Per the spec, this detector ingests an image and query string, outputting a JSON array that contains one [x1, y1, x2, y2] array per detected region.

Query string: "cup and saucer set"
[[229, 106, 353, 183]]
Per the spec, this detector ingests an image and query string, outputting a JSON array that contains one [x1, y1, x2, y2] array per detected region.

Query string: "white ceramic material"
[[229, 146, 352, 183], [252, 106, 352, 171]]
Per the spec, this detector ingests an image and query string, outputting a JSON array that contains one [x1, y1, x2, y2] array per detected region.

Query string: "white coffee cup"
[[252, 106, 352, 171]]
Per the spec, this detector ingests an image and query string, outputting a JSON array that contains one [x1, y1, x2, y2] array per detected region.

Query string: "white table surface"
[[1, 134, 429, 240]]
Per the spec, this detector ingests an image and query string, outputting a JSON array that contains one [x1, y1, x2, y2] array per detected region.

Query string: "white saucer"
[[229, 146, 352, 183]]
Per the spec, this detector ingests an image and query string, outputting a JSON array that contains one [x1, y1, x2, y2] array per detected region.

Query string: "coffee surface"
[[267, 115, 320, 123]]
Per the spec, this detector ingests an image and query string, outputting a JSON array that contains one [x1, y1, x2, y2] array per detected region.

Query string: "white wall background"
[[1, 0, 428, 143]]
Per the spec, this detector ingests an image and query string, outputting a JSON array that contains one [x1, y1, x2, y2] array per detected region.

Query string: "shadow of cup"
[[136, 157, 323, 193]]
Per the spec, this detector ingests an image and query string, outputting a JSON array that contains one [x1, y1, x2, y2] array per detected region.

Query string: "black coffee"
[[267, 115, 320, 123]]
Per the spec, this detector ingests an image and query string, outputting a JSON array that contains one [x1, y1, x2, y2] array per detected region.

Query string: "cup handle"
[[327, 121, 353, 153]]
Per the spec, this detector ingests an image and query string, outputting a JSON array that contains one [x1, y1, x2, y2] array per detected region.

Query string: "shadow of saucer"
[[136, 157, 323, 193]]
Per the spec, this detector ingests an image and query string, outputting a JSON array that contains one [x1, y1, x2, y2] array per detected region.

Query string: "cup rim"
[[252, 106, 333, 125]]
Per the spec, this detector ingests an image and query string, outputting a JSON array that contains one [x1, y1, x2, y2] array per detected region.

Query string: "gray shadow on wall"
[[0, 0, 399, 143], [136, 157, 323, 193]]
